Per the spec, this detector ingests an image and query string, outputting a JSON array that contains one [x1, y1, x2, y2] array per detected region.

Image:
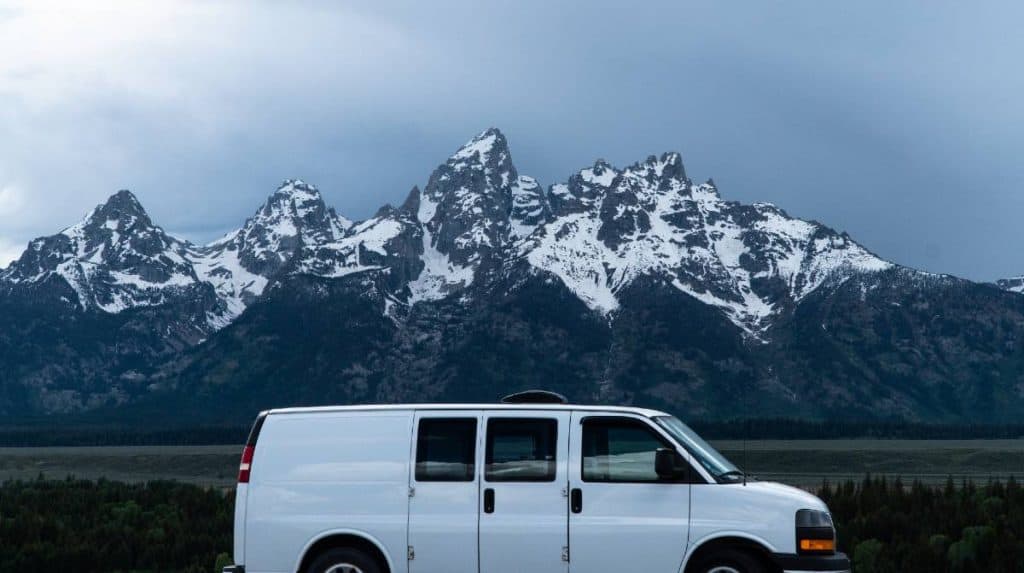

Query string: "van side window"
[[485, 418, 557, 482], [415, 418, 477, 482], [582, 417, 682, 483]]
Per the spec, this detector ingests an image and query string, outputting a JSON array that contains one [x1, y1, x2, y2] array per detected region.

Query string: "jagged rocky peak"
[[549, 152, 691, 219], [189, 178, 354, 321], [636, 152, 687, 185], [206, 179, 350, 270], [70, 190, 165, 252], [1, 189, 205, 314], [259, 179, 350, 230], [10, 189, 190, 278], [250, 179, 351, 241], [418, 128, 520, 267], [446, 127, 514, 175], [89, 189, 152, 229], [550, 160, 615, 216]]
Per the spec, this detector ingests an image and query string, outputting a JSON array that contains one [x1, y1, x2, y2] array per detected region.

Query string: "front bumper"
[[772, 552, 851, 573]]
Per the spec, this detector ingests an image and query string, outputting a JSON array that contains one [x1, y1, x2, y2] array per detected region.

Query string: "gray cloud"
[[1, 0, 1022, 280]]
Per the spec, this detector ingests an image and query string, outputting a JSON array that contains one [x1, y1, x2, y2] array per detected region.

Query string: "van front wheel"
[[307, 547, 382, 573], [694, 549, 766, 573]]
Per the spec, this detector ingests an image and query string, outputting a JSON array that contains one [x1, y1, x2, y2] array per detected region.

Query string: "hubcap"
[[707, 567, 741, 573], [325, 565, 364, 573]]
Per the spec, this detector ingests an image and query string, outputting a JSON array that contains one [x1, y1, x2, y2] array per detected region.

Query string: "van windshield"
[[653, 416, 741, 482]]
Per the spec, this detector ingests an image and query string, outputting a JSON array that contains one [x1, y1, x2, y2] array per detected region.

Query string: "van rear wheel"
[[695, 549, 766, 573], [307, 547, 382, 573]]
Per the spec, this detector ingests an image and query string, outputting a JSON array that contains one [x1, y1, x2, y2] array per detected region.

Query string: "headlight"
[[795, 509, 836, 555]]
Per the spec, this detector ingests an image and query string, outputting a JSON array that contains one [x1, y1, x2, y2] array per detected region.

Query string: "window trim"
[[484, 417, 559, 483], [579, 416, 703, 485], [414, 417, 478, 483]]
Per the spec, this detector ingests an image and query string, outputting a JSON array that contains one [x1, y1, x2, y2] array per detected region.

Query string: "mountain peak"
[[88, 189, 152, 229], [269, 178, 322, 204], [274, 178, 318, 195], [256, 178, 341, 226], [622, 151, 688, 184], [450, 127, 509, 165], [106, 188, 143, 206]]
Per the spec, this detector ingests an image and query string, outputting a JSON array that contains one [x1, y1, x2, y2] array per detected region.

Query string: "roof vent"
[[500, 390, 569, 405]]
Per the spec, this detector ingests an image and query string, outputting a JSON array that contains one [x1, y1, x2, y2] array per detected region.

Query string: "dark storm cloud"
[[1, 0, 1022, 280]]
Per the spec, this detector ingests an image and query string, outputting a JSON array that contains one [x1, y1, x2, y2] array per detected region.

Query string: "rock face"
[[4, 128, 1024, 423]]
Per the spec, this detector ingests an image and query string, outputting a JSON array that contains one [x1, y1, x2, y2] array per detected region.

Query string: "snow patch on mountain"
[[997, 276, 1024, 294], [293, 215, 400, 279], [408, 194, 475, 303], [452, 130, 500, 163], [526, 211, 621, 312], [189, 244, 267, 320], [526, 156, 891, 335]]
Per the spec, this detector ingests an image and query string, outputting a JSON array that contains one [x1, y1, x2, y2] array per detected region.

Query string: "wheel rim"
[[707, 567, 741, 573], [325, 565, 364, 573]]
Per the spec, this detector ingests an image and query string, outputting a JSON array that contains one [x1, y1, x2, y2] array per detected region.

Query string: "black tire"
[[695, 549, 767, 573], [306, 547, 382, 573]]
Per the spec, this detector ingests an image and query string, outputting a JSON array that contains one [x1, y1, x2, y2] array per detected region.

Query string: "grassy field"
[[0, 445, 240, 487], [1, 440, 1021, 488], [715, 439, 1024, 486]]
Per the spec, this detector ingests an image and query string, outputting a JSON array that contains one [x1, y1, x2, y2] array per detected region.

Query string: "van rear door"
[[478, 410, 571, 573]]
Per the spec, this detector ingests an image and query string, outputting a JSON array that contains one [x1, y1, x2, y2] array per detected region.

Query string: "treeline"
[[825, 476, 1024, 572], [0, 476, 1022, 571], [0, 478, 232, 573], [691, 418, 1024, 440]]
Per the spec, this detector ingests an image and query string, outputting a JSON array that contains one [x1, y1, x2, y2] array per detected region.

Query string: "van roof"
[[266, 403, 671, 418]]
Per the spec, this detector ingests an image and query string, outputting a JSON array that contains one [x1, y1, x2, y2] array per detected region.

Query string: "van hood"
[[739, 481, 830, 513]]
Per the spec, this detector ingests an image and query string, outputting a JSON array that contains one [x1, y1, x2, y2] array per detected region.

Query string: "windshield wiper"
[[716, 470, 746, 481]]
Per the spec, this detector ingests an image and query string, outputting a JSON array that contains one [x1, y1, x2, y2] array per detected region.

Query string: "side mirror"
[[655, 448, 687, 480]]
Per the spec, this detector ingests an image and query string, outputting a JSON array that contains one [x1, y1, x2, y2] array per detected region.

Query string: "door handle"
[[570, 488, 582, 513], [484, 488, 495, 514]]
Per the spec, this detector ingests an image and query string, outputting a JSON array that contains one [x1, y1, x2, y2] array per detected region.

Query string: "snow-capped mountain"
[[5, 127, 1024, 423], [522, 153, 891, 333], [0, 189, 211, 315], [0, 179, 352, 329], [189, 179, 351, 323], [0, 128, 893, 337], [269, 128, 892, 335]]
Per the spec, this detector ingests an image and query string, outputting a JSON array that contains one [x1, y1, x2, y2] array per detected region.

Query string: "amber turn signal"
[[799, 538, 836, 552]]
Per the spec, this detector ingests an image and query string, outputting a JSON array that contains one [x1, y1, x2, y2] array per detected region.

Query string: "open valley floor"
[[2, 440, 1021, 488]]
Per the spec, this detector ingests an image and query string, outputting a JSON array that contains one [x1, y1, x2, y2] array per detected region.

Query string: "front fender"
[[681, 530, 779, 571]]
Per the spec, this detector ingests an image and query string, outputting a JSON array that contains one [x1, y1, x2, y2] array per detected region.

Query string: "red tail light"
[[238, 445, 255, 483]]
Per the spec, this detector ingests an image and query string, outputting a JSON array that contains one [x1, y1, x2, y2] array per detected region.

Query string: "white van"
[[225, 392, 850, 573]]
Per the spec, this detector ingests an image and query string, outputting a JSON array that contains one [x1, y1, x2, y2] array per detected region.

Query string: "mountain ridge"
[[5, 128, 895, 336], [3, 128, 1023, 422]]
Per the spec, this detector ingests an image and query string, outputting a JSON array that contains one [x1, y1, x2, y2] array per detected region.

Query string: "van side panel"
[[245, 411, 414, 573]]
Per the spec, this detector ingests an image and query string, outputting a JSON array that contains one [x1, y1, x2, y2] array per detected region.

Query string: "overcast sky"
[[1, 1, 1022, 280]]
